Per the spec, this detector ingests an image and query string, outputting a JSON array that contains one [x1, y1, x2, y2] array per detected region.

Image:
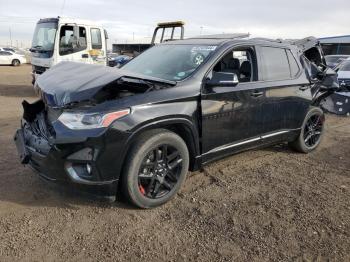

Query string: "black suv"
[[14, 35, 338, 208]]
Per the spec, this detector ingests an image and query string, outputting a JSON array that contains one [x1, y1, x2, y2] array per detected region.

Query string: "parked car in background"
[[0, 51, 26, 66], [14, 35, 338, 208], [108, 54, 132, 67], [335, 59, 350, 91], [0, 47, 16, 53], [325, 55, 350, 68]]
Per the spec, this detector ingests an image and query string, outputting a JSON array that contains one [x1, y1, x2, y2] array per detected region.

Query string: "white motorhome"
[[30, 17, 108, 84]]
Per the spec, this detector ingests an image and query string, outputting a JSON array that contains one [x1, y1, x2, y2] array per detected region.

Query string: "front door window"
[[59, 26, 87, 56]]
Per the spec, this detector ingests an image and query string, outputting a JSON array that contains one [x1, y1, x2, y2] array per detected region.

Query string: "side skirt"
[[198, 128, 301, 167]]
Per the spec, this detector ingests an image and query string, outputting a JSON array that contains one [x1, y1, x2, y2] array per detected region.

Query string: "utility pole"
[[200, 26, 203, 35], [9, 27, 12, 47]]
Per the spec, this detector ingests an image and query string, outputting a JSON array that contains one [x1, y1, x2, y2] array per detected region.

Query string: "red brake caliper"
[[139, 185, 146, 195]]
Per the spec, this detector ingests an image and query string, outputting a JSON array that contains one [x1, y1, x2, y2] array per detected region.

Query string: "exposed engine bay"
[[35, 61, 176, 108]]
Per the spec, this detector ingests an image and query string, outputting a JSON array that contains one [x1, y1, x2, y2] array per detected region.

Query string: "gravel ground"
[[0, 65, 349, 261]]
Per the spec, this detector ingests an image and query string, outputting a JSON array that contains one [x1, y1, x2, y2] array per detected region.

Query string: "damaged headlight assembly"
[[58, 109, 130, 129]]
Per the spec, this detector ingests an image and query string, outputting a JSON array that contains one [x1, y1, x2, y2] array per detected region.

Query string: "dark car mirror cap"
[[206, 72, 239, 87]]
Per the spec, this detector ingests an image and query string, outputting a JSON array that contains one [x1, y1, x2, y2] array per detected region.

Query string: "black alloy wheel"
[[121, 129, 189, 208], [289, 107, 325, 153], [138, 144, 183, 199], [303, 113, 324, 148]]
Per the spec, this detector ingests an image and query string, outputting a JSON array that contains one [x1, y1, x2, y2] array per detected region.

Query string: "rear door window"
[[260, 47, 291, 81]]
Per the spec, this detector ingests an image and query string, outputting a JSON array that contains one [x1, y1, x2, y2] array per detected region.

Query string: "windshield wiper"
[[30, 46, 52, 53], [118, 76, 156, 91]]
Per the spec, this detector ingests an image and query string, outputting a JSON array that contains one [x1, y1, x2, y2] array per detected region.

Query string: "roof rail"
[[250, 37, 285, 43], [189, 33, 250, 40]]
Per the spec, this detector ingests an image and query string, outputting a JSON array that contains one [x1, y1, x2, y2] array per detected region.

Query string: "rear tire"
[[121, 129, 189, 208], [12, 59, 20, 66], [289, 107, 325, 153]]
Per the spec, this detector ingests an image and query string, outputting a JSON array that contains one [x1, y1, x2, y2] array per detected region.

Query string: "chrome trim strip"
[[203, 137, 261, 156], [202, 129, 299, 156], [261, 130, 289, 139]]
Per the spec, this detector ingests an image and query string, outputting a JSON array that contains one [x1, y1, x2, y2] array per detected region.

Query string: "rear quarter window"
[[260, 46, 291, 81]]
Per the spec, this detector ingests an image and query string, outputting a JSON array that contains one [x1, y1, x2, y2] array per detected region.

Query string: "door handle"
[[251, 91, 263, 97], [299, 85, 309, 91], [82, 54, 89, 58]]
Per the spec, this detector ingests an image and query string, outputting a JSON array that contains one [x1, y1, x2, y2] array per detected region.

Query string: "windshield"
[[338, 60, 350, 71], [32, 22, 58, 51], [122, 44, 217, 81]]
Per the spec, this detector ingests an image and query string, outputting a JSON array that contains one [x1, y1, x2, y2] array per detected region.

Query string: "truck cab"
[[30, 17, 108, 84]]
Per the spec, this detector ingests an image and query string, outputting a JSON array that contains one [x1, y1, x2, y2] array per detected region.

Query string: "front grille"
[[33, 65, 48, 75]]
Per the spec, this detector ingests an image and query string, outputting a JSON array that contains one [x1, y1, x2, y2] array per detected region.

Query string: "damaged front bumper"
[[13, 101, 130, 200]]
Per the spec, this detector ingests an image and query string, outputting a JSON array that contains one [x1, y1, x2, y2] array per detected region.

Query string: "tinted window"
[[0, 51, 12, 56], [338, 44, 350, 55], [286, 50, 300, 77], [3, 48, 15, 52], [212, 47, 256, 83], [91, 28, 102, 49], [325, 56, 349, 63], [261, 47, 290, 81]]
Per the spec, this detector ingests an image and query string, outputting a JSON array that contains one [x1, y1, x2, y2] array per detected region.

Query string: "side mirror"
[[206, 72, 239, 87]]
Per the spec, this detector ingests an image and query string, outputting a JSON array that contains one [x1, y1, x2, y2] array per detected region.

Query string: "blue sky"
[[0, 0, 349, 48]]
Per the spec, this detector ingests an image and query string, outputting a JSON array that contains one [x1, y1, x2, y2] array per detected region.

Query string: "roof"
[[38, 16, 102, 27], [319, 35, 350, 40], [319, 35, 350, 44], [188, 33, 250, 40]]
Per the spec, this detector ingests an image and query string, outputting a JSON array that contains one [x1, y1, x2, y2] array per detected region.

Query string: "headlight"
[[58, 109, 130, 129]]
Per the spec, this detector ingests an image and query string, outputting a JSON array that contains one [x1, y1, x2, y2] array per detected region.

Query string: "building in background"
[[319, 35, 350, 55]]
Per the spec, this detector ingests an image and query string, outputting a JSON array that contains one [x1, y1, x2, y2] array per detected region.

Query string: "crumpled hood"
[[36, 61, 173, 107]]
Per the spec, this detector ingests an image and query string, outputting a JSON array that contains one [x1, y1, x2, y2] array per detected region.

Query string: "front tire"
[[121, 129, 189, 208], [12, 59, 20, 66], [289, 107, 325, 153]]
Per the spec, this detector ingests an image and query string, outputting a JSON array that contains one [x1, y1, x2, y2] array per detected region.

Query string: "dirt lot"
[[0, 64, 349, 261]]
